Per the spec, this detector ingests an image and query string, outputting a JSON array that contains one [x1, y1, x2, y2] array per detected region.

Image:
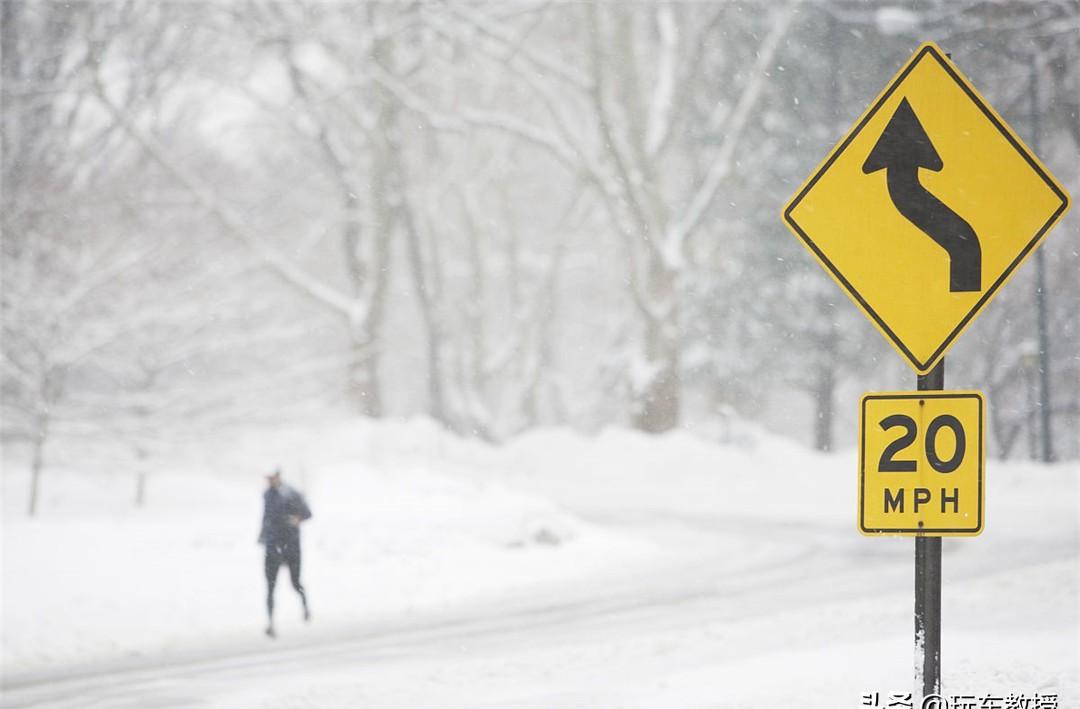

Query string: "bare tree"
[[396, 1, 802, 432]]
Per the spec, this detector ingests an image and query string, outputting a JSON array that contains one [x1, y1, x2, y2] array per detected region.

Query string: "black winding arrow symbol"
[[862, 98, 982, 292]]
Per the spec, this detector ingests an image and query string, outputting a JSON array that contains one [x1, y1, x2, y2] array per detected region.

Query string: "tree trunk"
[[406, 255, 449, 425], [633, 341, 680, 433], [135, 471, 147, 507], [399, 160, 449, 427], [989, 397, 1022, 460], [633, 263, 680, 433], [134, 445, 149, 507], [347, 327, 382, 417], [1026, 362, 1039, 461], [813, 365, 835, 452], [28, 422, 46, 517]]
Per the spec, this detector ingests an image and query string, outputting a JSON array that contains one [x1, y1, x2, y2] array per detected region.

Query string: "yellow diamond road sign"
[[783, 42, 1071, 374]]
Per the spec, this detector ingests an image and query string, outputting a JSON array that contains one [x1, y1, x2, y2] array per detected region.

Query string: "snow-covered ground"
[[1, 419, 657, 673], [2, 418, 1078, 707]]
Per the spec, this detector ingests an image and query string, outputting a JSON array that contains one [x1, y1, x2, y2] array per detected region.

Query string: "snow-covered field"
[[2, 418, 1078, 707], [1, 419, 657, 673]]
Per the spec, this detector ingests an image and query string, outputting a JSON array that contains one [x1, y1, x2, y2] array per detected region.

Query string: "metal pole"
[[1029, 55, 1055, 463], [1026, 358, 1038, 460], [915, 360, 944, 700], [1035, 251, 1053, 462]]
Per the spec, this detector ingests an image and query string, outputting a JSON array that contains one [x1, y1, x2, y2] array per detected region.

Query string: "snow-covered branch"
[[443, 2, 593, 92], [88, 72, 360, 320], [645, 5, 678, 157], [665, 0, 803, 266]]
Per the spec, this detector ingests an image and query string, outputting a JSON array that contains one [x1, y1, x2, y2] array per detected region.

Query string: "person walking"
[[258, 469, 311, 638]]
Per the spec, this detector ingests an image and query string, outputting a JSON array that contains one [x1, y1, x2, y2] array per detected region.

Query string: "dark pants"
[[265, 540, 307, 621]]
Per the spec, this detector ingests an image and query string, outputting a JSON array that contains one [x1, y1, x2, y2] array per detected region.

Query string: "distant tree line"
[[3, 0, 1079, 513]]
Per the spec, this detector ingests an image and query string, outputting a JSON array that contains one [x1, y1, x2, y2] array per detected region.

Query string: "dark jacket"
[[258, 484, 312, 546]]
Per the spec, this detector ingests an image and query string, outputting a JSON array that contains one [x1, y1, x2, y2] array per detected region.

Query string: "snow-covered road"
[[4, 510, 1076, 709], [3, 422, 1077, 707]]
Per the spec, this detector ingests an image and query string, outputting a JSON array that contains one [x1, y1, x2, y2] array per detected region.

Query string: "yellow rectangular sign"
[[859, 391, 985, 536]]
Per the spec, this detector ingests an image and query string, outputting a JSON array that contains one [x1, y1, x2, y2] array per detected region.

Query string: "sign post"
[[782, 41, 1070, 704], [915, 360, 944, 699], [858, 375, 985, 697]]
